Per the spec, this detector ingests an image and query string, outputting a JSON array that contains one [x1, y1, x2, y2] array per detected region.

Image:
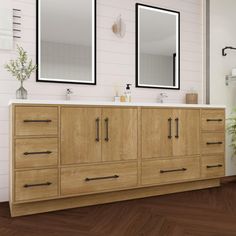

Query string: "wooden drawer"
[[61, 162, 138, 196], [15, 138, 58, 169], [201, 109, 225, 132], [15, 169, 58, 202], [141, 157, 200, 186], [15, 106, 58, 136], [201, 133, 225, 154], [201, 155, 225, 179]]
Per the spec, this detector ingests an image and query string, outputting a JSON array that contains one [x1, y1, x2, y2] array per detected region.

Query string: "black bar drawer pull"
[[206, 142, 223, 145], [175, 118, 179, 138], [207, 164, 223, 169], [23, 119, 52, 123], [85, 175, 119, 182], [23, 151, 52, 156], [168, 118, 172, 139], [206, 119, 223, 122], [160, 168, 187, 174], [23, 182, 52, 188], [95, 118, 100, 142], [105, 118, 109, 142]]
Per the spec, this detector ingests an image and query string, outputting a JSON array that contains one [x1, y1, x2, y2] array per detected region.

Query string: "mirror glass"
[[136, 4, 180, 89], [37, 0, 96, 84]]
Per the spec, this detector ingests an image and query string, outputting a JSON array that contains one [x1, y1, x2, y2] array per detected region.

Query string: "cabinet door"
[[61, 107, 102, 165], [142, 108, 173, 159], [172, 109, 200, 156], [102, 108, 138, 162]]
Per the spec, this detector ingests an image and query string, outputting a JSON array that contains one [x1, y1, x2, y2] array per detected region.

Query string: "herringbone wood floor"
[[1, 181, 236, 236]]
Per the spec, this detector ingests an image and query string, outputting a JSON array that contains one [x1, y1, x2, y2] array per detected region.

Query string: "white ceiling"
[[40, 0, 93, 46], [140, 6, 177, 56]]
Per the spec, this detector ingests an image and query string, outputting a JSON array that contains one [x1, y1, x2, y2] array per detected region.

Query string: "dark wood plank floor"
[[1, 181, 236, 236]]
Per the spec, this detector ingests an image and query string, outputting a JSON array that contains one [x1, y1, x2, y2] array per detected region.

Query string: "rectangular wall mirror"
[[36, 0, 96, 84], [136, 4, 180, 90]]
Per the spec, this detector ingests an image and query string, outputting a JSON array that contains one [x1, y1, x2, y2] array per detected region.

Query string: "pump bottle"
[[125, 84, 132, 102]]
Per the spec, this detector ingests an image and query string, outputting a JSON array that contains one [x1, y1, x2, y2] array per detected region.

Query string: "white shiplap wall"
[[0, 0, 204, 202]]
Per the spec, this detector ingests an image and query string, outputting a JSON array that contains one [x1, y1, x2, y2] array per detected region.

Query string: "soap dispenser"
[[125, 84, 132, 102]]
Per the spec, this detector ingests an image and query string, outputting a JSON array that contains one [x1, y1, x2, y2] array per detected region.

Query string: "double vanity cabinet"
[[9, 101, 225, 217]]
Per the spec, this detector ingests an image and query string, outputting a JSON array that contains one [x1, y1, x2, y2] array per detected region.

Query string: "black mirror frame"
[[36, 0, 97, 85], [135, 3, 180, 90]]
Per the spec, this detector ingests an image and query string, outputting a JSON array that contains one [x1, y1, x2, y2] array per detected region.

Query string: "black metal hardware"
[[175, 118, 179, 138], [85, 175, 119, 182], [168, 118, 172, 139], [23, 151, 52, 156], [206, 142, 223, 145], [23, 119, 52, 123], [12, 8, 21, 40], [95, 118, 100, 142], [222, 46, 236, 56], [105, 118, 109, 142], [160, 168, 187, 174], [24, 182, 52, 188], [207, 164, 223, 169], [206, 119, 223, 122]]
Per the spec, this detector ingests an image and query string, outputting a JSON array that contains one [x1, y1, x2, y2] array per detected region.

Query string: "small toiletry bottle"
[[125, 84, 132, 102], [114, 90, 120, 102], [120, 95, 126, 102]]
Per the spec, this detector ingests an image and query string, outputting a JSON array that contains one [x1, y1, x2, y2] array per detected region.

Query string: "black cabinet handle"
[[175, 118, 179, 138], [160, 168, 187, 174], [105, 118, 109, 142], [23, 120, 52, 123], [206, 119, 223, 122], [23, 151, 52, 156], [207, 164, 223, 169], [95, 118, 100, 142], [85, 175, 119, 182], [168, 118, 172, 139], [206, 142, 223, 145], [23, 182, 52, 188]]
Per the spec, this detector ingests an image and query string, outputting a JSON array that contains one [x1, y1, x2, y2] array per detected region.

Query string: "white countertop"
[[8, 99, 226, 109]]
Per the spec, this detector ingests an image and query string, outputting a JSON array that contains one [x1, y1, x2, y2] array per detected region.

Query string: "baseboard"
[[10, 178, 220, 217], [221, 175, 236, 184]]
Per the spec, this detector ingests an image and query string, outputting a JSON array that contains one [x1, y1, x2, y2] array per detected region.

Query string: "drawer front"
[[61, 162, 138, 196], [141, 157, 200, 186], [201, 109, 225, 132], [15, 138, 58, 169], [201, 155, 225, 179], [15, 106, 58, 136], [15, 169, 58, 202], [201, 133, 225, 154]]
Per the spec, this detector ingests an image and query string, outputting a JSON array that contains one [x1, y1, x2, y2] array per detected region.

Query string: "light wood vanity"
[[9, 101, 226, 217]]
